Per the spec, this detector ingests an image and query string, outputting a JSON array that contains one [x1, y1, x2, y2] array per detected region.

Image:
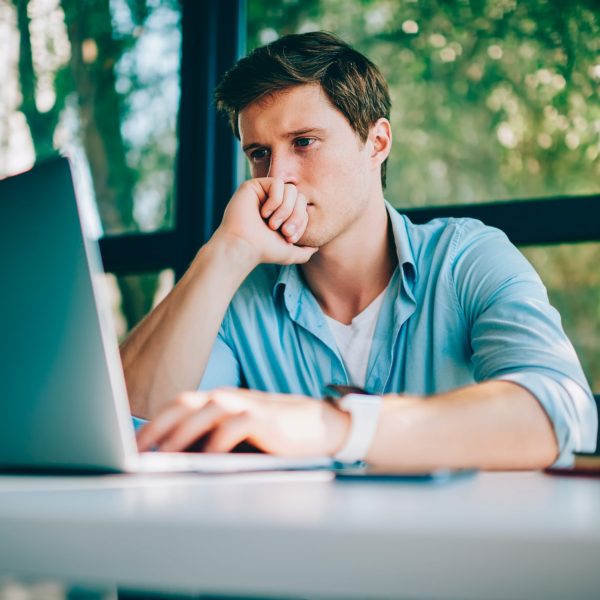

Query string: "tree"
[[10, 0, 180, 332]]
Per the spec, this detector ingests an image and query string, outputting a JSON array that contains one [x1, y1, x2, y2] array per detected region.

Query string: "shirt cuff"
[[132, 415, 149, 431], [497, 371, 598, 467]]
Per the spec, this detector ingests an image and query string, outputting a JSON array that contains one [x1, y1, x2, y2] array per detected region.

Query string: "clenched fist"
[[215, 178, 319, 267]]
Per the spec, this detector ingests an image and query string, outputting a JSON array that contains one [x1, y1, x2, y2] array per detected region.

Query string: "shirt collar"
[[384, 200, 417, 287], [273, 200, 417, 307]]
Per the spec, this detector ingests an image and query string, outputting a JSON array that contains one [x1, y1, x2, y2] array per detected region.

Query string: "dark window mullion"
[[174, 0, 246, 281], [99, 231, 179, 275], [99, 0, 246, 279], [403, 194, 600, 246]]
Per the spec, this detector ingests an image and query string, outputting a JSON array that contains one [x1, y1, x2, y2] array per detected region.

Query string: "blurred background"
[[1, 0, 599, 394]]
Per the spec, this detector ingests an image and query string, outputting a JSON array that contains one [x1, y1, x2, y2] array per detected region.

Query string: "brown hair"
[[215, 31, 392, 188]]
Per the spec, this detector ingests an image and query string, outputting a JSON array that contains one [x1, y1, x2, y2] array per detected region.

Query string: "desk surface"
[[1, 470, 599, 599]]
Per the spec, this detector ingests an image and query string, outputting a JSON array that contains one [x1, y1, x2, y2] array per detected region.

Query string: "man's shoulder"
[[398, 211, 508, 264], [402, 213, 496, 241]]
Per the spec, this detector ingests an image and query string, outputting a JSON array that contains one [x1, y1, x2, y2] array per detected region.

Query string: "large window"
[[247, 0, 600, 389], [2, 0, 599, 388], [1, 0, 181, 331]]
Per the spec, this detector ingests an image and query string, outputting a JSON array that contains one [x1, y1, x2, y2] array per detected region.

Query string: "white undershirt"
[[324, 287, 388, 388]]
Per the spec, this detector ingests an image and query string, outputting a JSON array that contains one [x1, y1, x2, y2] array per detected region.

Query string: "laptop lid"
[[0, 157, 137, 472]]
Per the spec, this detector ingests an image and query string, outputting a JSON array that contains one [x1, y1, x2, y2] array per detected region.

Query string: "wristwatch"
[[323, 384, 383, 464]]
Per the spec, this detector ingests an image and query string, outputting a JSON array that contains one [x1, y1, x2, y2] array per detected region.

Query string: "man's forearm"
[[121, 177, 318, 419], [120, 232, 257, 419], [367, 381, 559, 470]]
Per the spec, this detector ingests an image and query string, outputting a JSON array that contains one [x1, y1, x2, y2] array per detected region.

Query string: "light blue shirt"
[[199, 202, 597, 466]]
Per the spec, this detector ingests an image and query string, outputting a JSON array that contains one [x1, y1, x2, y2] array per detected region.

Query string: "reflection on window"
[[522, 243, 600, 391], [104, 269, 175, 341], [248, 1, 600, 208], [0, 0, 180, 234]]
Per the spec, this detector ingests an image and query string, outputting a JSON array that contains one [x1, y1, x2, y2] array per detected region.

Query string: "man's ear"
[[368, 118, 392, 171]]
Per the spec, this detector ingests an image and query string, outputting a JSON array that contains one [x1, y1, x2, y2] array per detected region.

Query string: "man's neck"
[[301, 198, 397, 325]]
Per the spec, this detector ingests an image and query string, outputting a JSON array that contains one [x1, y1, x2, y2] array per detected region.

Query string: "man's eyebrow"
[[242, 142, 262, 153], [285, 127, 327, 137], [242, 127, 327, 153]]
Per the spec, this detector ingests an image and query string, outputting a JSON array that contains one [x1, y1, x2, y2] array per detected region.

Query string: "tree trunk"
[[60, 0, 158, 331], [14, 0, 63, 157]]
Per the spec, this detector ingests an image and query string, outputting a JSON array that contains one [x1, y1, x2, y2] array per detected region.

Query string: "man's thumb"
[[290, 245, 319, 264]]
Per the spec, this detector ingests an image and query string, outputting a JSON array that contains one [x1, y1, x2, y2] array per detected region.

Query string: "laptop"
[[0, 157, 333, 474]]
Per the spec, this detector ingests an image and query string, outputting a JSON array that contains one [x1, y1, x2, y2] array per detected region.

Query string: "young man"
[[123, 32, 596, 470]]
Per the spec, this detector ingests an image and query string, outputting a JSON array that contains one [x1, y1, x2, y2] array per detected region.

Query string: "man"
[[123, 32, 596, 470]]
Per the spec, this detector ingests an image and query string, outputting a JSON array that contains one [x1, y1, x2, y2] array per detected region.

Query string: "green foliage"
[[6, 0, 180, 332], [249, 0, 600, 207]]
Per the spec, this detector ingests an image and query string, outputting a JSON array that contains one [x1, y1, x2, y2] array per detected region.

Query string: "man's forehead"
[[238, 84, 338, 140]]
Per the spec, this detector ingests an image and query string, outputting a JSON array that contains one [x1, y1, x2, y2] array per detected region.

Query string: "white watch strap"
[[333, 393, 382, 464]]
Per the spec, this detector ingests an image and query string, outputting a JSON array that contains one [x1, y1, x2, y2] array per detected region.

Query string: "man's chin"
[[296, 229, 323, 249]]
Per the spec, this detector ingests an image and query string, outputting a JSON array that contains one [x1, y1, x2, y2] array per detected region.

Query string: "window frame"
[[99, 0, 246, 279]]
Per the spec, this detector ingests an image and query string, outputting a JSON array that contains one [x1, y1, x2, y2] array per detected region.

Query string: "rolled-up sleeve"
[[451, 220, 597, 466]]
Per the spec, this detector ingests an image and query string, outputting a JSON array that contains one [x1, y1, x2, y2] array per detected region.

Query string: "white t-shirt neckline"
[[324, 286, 388, 388]]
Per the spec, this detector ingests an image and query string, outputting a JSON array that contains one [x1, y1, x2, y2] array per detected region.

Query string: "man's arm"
[[121, 236, 254, 419], [368, 381, 558, 470], [133, 218, 594, 467], [121, 179, 317, 419], [135, 380, 558, 470], [451, 220, 596, 465]]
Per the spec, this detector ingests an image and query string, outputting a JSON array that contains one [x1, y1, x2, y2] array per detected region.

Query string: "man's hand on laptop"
[[135, 388, 350, 458], [213, 178, 318, 267]]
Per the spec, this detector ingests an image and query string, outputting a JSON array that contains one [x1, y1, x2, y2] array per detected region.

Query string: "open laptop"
[[0, 157, 333, 474]]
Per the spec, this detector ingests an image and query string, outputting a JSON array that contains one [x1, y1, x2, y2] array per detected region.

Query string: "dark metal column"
[[174, 0, 246, 279]]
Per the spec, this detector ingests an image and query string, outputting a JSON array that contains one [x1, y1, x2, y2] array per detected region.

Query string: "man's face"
[[238, 84, 378, 248]]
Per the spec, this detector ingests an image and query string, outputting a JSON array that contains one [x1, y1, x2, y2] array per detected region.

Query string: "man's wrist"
[[324, 387, 383, 464], [324, 403, 352, 457], [177, 229, 257, 307], [212, 228, 261, 265]]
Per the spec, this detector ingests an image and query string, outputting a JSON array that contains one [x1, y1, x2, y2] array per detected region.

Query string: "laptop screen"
[[0, 158, 137, 472]]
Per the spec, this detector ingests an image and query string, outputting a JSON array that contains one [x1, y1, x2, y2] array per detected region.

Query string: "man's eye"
[[251, 148, 269, 162], [295, 137, 315, 148]]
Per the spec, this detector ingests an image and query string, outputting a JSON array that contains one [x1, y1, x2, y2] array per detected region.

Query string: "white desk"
[[0, 471, 599, 599]]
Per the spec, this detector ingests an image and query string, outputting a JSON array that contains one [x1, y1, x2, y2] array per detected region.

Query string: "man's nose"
[[267, 152, 298, 184]]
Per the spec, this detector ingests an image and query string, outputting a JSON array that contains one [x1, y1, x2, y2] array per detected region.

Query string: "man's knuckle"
[[175, 392, 195, 407], [205, 397, 220, 411], [216, 386, 234, 393]]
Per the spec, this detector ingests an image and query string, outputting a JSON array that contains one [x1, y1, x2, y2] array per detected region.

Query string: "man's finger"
[[268, 183, 297, 229], [136, 393, 207, 451], [281, 192, 308, 243], [159, 399, 228, 452], [259, 179, 286, 218], [287, 245, 319, 264], [202, 411, 255, 453]]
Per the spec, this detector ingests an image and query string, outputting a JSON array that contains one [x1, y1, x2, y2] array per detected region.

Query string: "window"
[[523, 243, 600, 391], [3, 0, 598, 388], [1, 0, 181, 233], [104, 269, 175, 341], [1, 0, 181, 332], [247, 0, 600, 389], [248, 0, 600, 207]]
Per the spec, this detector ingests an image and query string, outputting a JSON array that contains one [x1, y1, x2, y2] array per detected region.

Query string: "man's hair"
[[215, 31, 392, 188]]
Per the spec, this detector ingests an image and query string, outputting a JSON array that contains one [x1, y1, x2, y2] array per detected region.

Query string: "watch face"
[[323, 384, 372, 399]]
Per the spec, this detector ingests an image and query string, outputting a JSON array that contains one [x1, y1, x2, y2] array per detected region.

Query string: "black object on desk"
[[335, 464, 478, 483]]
